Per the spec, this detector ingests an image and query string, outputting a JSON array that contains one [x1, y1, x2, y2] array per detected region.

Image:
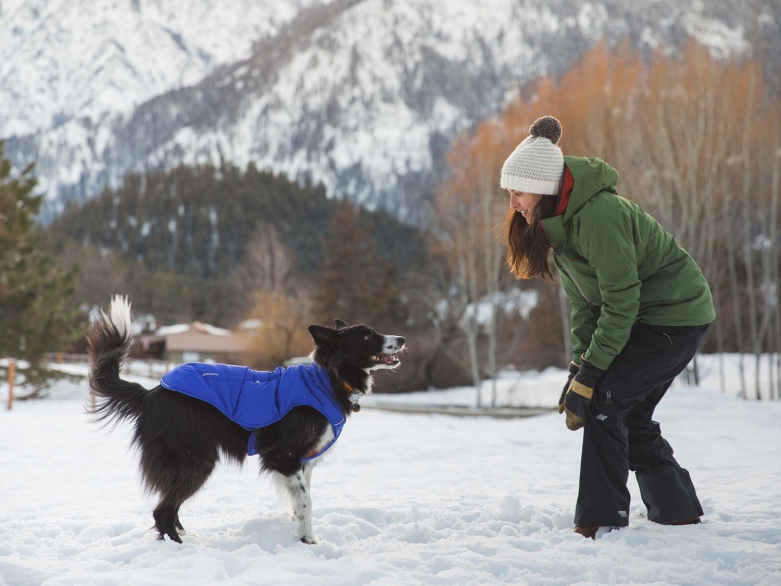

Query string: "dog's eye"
[[365, 334, 371, 340]]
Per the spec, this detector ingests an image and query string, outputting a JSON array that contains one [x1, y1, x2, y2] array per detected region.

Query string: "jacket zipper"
[[539, 220, 594, 307], [553, 250, 593, 306]]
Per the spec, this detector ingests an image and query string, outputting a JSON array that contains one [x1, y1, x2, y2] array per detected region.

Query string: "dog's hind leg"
[[152, 502, 193, 542], [277, 467, 317, 544], [153, 502, 182, 543], [145, 453, 217, 543]]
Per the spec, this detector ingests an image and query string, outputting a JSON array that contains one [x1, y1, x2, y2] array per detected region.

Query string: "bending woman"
[[500, 115, 715, 539]]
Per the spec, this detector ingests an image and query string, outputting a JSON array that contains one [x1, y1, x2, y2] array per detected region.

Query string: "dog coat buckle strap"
[[349, 394, 361, 412], [341, 380, 361, 413]]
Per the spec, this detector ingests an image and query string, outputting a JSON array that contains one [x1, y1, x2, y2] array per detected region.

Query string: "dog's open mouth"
[[370, 353, 401, 367]]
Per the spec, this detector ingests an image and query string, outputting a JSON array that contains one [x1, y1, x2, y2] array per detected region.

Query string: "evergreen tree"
[[48, 161, 427, 328], [314, 200, 406, 331], [0, 142, 82, 365]]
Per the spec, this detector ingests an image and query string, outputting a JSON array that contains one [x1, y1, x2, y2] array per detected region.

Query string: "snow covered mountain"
[[1, 0, 777, 220], [0, 0, 324, 137]]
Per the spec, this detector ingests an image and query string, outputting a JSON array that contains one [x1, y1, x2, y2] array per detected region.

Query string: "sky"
[[0, 357, 780, 585]]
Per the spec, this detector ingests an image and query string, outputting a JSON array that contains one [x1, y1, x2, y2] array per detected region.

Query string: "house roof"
[[142, 321, 246, 354]]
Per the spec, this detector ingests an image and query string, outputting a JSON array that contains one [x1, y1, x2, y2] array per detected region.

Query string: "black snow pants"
[[574, 322, 709, 528]]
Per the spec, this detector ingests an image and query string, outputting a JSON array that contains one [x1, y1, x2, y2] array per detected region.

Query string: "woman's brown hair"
[[503, 195, 557, 280]]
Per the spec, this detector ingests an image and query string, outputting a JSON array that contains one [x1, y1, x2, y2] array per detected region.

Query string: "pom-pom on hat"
[[500, 115, 564, 195]]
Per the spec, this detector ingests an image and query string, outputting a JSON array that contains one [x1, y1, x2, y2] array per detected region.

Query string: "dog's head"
[[308, 320, 405, 385]]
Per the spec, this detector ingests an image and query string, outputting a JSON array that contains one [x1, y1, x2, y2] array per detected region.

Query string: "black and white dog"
[[87, 296, 404, 544]]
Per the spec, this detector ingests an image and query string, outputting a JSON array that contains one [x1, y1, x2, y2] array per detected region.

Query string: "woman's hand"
[[562, 360, 605, 430], [558, 362, 580, 414]]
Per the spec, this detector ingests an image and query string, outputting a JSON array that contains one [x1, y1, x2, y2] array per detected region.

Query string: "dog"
[[87, 295, 405, 544]]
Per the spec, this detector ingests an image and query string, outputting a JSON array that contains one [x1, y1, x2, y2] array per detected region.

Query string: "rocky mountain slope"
[[2, 0, 777, 220]]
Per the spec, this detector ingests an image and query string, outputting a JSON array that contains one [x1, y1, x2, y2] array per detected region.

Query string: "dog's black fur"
[[87, 297, 404, 544]]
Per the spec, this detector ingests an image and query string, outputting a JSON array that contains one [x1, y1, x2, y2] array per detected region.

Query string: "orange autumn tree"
[[433, 116, 525, 406], [502, 40, 645, 176], [634, 42, 778, 399]]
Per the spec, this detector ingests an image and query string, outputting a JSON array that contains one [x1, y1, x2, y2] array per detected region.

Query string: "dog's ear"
[[308, 324, 342, 345], [334, 319, 348, 330]]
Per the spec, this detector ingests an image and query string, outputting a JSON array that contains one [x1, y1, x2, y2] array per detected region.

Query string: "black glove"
[[558, 362, 579, 414], [562, 360, 605, 431]]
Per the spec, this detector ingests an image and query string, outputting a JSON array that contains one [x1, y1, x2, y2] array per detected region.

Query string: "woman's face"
[[508, 190, 543, 224]]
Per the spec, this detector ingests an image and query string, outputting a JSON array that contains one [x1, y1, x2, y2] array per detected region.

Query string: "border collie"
[[87, 296, 405, 544]]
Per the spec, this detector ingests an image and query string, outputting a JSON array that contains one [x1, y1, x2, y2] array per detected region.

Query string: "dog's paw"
[[300, 534, 320, 545]]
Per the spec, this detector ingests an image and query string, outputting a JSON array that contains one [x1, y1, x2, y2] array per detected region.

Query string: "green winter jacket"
[[540, 157, 715, 371]]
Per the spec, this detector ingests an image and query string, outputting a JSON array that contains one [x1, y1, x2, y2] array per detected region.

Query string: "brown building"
[[138, 321, 248, 364]]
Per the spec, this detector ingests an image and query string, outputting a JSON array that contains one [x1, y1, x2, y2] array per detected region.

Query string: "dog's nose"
[[397, 336, 405, 346]]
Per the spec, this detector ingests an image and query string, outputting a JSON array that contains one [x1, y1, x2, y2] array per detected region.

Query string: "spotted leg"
[[303, 461, 314, 488], [280, 466, 317, 544]]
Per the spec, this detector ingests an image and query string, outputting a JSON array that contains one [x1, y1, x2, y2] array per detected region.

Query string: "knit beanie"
[[500, 116, 564, 195]]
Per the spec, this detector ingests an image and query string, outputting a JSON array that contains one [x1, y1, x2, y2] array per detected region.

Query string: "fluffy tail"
[[87, 295, 146, 426]]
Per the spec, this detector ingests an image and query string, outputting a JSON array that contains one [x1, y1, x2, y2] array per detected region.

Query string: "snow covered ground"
[[1, 358, 780, 585]]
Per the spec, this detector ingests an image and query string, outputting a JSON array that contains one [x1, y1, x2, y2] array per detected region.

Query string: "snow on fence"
[[6, 359, 14, 410], [43, 353, 173, 379]]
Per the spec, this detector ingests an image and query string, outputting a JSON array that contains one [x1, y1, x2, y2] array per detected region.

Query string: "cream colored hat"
[[500, 116, 564, 195]]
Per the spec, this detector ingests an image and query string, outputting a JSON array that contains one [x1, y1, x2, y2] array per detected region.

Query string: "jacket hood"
[[561, 157, 619, 222]]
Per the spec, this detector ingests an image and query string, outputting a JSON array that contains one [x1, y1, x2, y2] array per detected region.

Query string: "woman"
[[501, 116, 715, 539]]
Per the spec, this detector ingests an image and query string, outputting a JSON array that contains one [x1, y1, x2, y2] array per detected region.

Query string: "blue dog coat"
[[160, 362, 346, 460]]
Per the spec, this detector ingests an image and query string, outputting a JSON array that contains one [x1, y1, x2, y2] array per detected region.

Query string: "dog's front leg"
[[282, 468, 317, 544], [303, 461, 314, 488]]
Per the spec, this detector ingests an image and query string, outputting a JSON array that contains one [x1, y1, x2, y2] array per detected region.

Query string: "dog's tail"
[[87, 295, 146, 426]]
